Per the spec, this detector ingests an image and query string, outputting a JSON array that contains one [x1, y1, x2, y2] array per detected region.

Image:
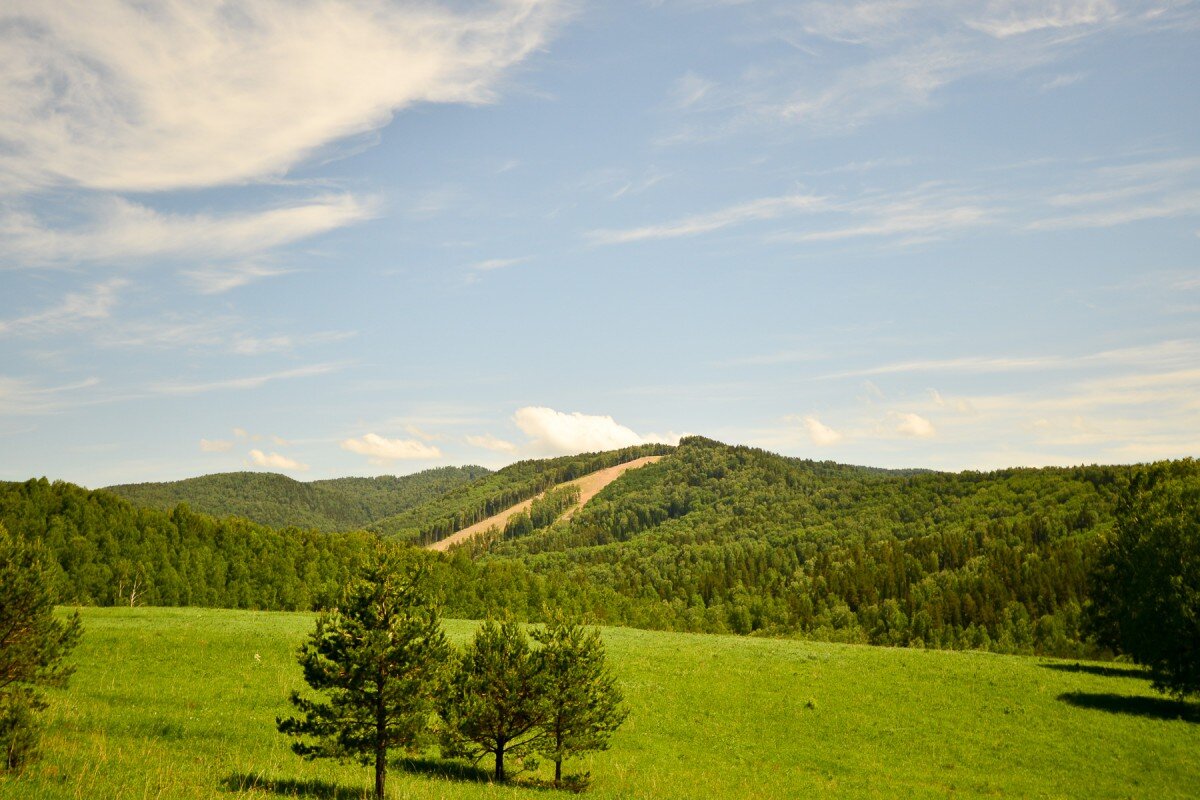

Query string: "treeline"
[[105, 466, 490, 532], [373, 444, 672, 545], [504, 485, 582, 540], [489, 437, 1134, 656]]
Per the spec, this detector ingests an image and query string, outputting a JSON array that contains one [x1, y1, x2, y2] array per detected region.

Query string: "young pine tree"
[[533, 615, 628, 787], [277, 548, 448, 800], [0, 524, 81, 771], [439, 618, 546, 781]]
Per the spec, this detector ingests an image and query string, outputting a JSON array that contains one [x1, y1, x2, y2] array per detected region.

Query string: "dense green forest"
[[485, 437, 1135, 656], [7, 438, 1196, 659], [105, 466, 490, 531], [370, 443, 672, 544]]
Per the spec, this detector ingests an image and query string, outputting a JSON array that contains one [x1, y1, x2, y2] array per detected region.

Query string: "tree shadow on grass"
[[1057, 692, 1200, 724], [1040, 661, 1149, 680], [393, 756, 491, 783], [221, 772, 368, 800]]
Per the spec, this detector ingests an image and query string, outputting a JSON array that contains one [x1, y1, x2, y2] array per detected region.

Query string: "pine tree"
[[439, 618, 545, 781], [277, 548, 448, 800], [0, 523, 81, 771], [533, 615, 628, 786]]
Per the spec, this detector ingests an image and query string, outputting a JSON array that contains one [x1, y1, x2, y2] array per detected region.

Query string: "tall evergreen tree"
[[0, 523, 81, 771], [533, 615, 628, 786], [277, 547, 448, 800], [439, 618, 545, 781]]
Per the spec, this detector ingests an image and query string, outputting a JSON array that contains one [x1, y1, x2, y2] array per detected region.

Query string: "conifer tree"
[[533, 615, 628, 786], [277, 548, 448, 800], [0, 523, 81, 771], [439, 618, 545, 781]]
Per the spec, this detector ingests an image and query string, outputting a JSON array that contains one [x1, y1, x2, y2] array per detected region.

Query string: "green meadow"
[[2, 607, 1197, 800]]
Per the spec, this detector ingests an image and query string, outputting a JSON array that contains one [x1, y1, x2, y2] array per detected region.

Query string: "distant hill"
[[105, 465, 491, 531]]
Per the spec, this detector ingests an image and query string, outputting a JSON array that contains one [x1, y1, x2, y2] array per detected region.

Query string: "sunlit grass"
[[1, 607, 1197, 799]]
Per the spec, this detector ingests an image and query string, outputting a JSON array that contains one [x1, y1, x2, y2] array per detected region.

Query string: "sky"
[[2, 0, 1199, 487]]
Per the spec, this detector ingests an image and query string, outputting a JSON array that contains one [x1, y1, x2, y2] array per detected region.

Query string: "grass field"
[[2, 607, 1197, 799]]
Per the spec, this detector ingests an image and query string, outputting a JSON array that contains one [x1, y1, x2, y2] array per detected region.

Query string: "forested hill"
[[368, 443, 675, 543], [8, 437, 1196, 658], [487, 436, 1142, 653], [105, 466, 490, 531]]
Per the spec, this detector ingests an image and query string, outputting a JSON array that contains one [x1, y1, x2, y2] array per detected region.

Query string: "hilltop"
[[105, 466, 491, 531]]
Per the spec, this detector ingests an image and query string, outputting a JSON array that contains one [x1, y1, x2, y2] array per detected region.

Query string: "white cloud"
[[0, 0, 566, 192], [471, 257, 527, 271], [513, 406, 678, 456], [802, 415, 843, 446], [248, 449, 308, 471], [0, 279, 126, 335], [340, 433, 442, 463], [893, 411, 936, 437], [199, 438, 234, 453], [465, 433, 520, 453], [589, 194, 827, 244], [1, 194, 377, 270]]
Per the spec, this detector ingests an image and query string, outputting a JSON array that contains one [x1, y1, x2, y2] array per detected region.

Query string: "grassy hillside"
[[5, 607, 1197, 799], [105, 466, 491, 531]]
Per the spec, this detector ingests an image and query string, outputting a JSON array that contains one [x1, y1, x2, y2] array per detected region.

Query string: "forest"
[[105, 466, 491, 532], [3, 437, 1191, 659]]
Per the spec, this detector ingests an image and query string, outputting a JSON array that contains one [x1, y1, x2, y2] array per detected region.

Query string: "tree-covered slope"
[[488, 436, 1142, 654], [370, 444, 674, 543], [105, 466, 490, 531]]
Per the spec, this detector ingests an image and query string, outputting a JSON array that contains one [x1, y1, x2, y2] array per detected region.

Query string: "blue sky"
[[2, 0, 1199, 486]]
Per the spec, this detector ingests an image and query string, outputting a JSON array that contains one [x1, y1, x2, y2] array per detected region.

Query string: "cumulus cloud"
[[893, 411, 937, 437], [802, 415, 843, 446], [0, 0, 565, 192], [513, 406, 678, 456], [248, 449, 308, 471], [466, 433, 520, 453], [199, 438, 234, 453], [341, 433, 442, 463]]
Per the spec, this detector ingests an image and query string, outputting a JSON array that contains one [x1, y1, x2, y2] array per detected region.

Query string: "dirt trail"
[[424, 455, 663, 552]]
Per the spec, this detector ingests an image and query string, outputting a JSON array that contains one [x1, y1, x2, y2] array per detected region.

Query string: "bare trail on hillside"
[[424, 455, 663, 552]]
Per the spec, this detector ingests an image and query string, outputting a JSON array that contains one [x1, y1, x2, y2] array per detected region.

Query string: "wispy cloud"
[[0, 279, 126, 336], [0, 376, 101, 415], [666, 1, 1193, 138], [589, 193, 827, 244], [199, 438, 234, 453], [801, 415, 843, 445], [470, 257, 528, 272], [1, 194, 378, 270], [150, 363, 345, 395], [465, 433, 520, 453]]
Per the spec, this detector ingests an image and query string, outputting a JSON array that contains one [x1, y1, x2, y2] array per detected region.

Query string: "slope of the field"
[[426, 456, 662, 552], [105, 466, 490, 531], [8, 607, 1197, 800]]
